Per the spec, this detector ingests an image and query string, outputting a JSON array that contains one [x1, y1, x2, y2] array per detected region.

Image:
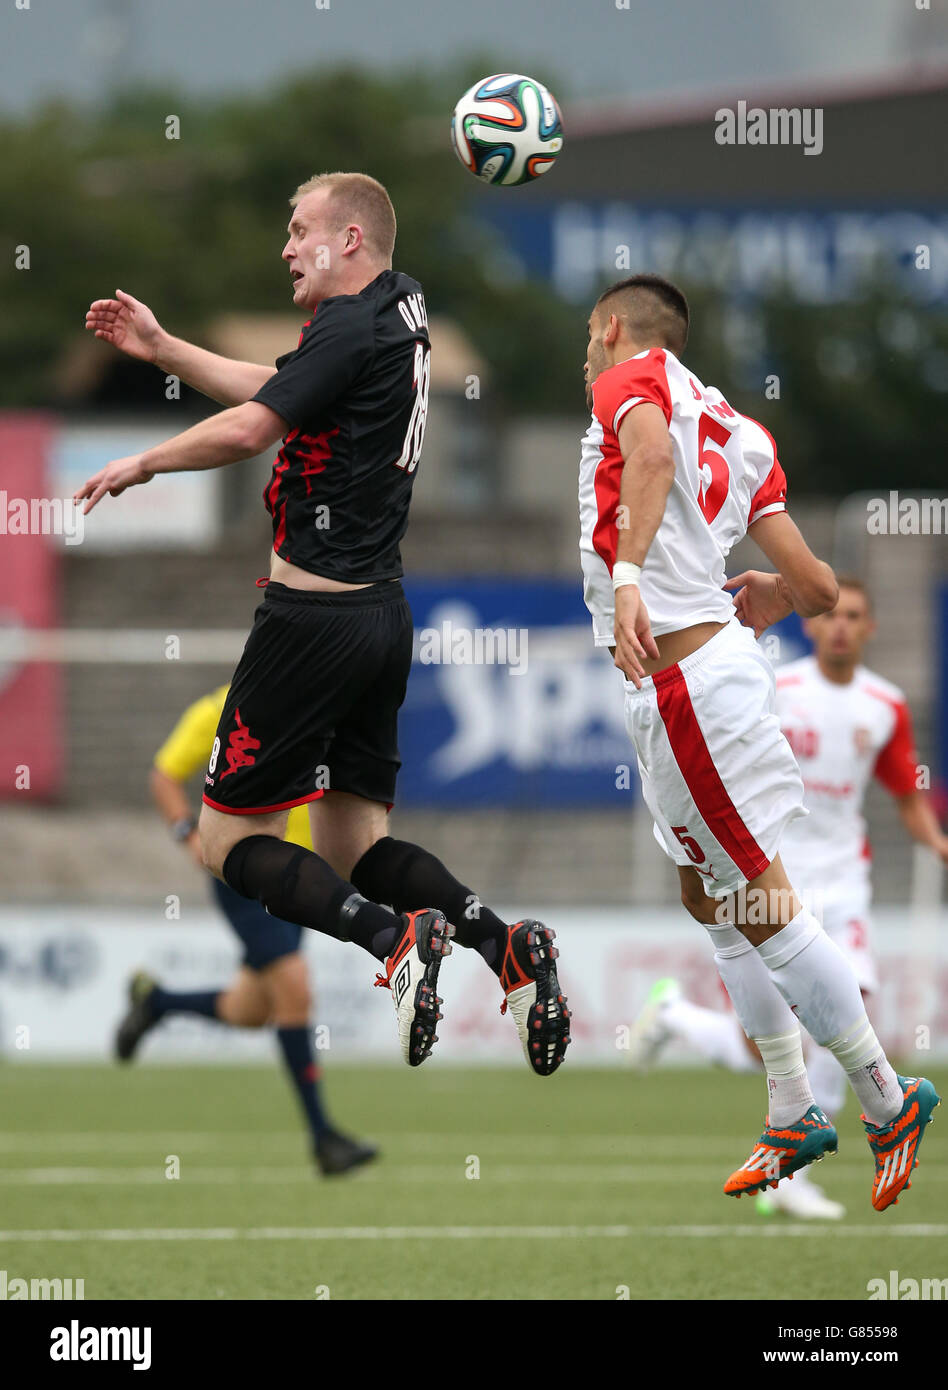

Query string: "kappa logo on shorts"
[[390, 959, 412, 1009], [219, 708, 262, 780]]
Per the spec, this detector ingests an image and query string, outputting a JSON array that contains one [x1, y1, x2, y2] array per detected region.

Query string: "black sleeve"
[[252, 297, 375, 428]]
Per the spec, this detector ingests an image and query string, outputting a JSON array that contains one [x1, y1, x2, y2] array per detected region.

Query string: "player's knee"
[[197, 813, 226, 880], [680, 880, 716, 924], [200, 839, 221, 879], [244, 996, 273, 1028], [218, 985, 270, 1028]]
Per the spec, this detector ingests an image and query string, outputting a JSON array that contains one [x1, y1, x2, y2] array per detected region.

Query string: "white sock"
[[755, 909, 900, 1126], [806, 1043, 847, 1121], [755, 1029, 816, 1128], [706, 923, 799, 1036], [705, 922, 813, 1123], [661, 997, 759, 1073], [823, 1016, 902, 1127]]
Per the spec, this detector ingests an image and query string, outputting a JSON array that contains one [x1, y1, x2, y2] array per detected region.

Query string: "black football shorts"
[[203, 580, 413, 815]]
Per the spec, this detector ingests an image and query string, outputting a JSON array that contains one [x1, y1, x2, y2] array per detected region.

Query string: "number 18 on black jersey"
[[253, 269, 431, 584]]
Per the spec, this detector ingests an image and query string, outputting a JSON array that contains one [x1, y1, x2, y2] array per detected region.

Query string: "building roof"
[[565, 57, 948, 138], [514, 59, 948, 203]]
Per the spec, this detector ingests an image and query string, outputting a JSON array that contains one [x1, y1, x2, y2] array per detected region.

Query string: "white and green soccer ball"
[[451, 73, 564, 187]]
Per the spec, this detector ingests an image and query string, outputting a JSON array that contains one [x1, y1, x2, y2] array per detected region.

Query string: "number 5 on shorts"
[[672, 824, 706, 865]]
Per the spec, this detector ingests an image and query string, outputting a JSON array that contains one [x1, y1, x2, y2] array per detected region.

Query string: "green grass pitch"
[[1, 1062, 945, 1300]]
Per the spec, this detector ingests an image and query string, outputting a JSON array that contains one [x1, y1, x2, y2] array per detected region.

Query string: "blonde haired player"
[[79, 172, 570, 1076], [580, 274, 939, 1210]]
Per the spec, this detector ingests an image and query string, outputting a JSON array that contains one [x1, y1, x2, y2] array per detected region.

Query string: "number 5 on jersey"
[[672, 824, 707, 865], [697, 412, 731, 524], [393, 342, 431, 474]]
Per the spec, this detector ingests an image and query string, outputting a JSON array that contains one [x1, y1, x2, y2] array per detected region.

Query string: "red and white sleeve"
[[592, 349, 673, 437], [749, 458, 788, 525], [874, 700, 920, 796]]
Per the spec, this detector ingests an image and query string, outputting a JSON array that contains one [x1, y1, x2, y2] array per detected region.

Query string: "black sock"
[[351, 837, 509, 974], [275, 1027, 330, 1141], [222, 835, 402, 962], [149, 987, 220, 1021]]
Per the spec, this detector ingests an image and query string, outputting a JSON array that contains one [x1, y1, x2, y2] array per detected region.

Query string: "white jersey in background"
[[775, 656, 920, 991], [776, 656, 919, 884], [579, 347, 786, 643]]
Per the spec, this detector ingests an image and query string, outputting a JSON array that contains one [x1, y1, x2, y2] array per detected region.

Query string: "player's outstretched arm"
[[151, 693, 223, 868], [150, 767, 205, 868], [86, 289, 277, 406], [726, 512, 838, 637], [74, 401, 287, 513]]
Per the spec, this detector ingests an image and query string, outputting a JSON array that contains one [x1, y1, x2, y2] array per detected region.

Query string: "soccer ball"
[[451, 73, 563, 187]]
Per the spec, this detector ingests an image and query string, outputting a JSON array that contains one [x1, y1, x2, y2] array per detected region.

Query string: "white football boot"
[[756, 1165, 846, 1220], [374, 909, 454, 1066], [626, 977, 681, 1070], [499, 921, 571, 1076]]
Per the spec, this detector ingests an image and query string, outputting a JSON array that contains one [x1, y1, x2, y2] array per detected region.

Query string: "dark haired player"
[[580, 272, 938, 1209], [629, 578, 948, 1218], [77, 171, 569, 1075]]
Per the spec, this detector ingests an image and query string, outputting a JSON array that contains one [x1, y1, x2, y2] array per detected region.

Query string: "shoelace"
[[498, 933, 526, 1013], [374, 972, 390, 990]]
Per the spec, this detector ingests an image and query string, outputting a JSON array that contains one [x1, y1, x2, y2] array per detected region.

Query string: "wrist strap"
[[613, 561, 642, 593]]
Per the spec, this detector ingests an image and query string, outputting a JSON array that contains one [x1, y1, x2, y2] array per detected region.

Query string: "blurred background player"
[[115, 684, 378, 1177], [628, 577, 948, 1217]]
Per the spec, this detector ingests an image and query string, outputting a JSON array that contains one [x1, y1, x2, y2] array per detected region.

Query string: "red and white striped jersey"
[[776, 656, 920, 884], [579, 348, 787, 642]]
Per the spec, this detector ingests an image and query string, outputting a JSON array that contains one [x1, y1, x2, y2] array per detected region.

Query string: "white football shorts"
[[625, 617, 806, 898]]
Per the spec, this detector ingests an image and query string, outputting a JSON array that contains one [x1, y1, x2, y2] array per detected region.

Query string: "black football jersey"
[[253, 270, 431, 582]]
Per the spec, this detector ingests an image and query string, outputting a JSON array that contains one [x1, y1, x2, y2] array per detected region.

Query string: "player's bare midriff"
[[642, 620, 728, 676], [627, 619, 729, 678], [269, 551, 393, 592]]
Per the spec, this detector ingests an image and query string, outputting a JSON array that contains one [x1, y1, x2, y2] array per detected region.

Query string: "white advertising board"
[[50, 424, 220, 550], [1, 906, 944, 1065]]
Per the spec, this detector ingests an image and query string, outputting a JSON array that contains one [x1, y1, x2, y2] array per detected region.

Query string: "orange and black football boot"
[[374, 909, 454, 1066], [498, 921, 570, 1077]]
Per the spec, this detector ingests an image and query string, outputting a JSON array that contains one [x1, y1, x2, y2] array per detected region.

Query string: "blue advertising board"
[[398, 578, 629, 807], [397, 578, 809, 808], [480, 202, 948, 305]]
